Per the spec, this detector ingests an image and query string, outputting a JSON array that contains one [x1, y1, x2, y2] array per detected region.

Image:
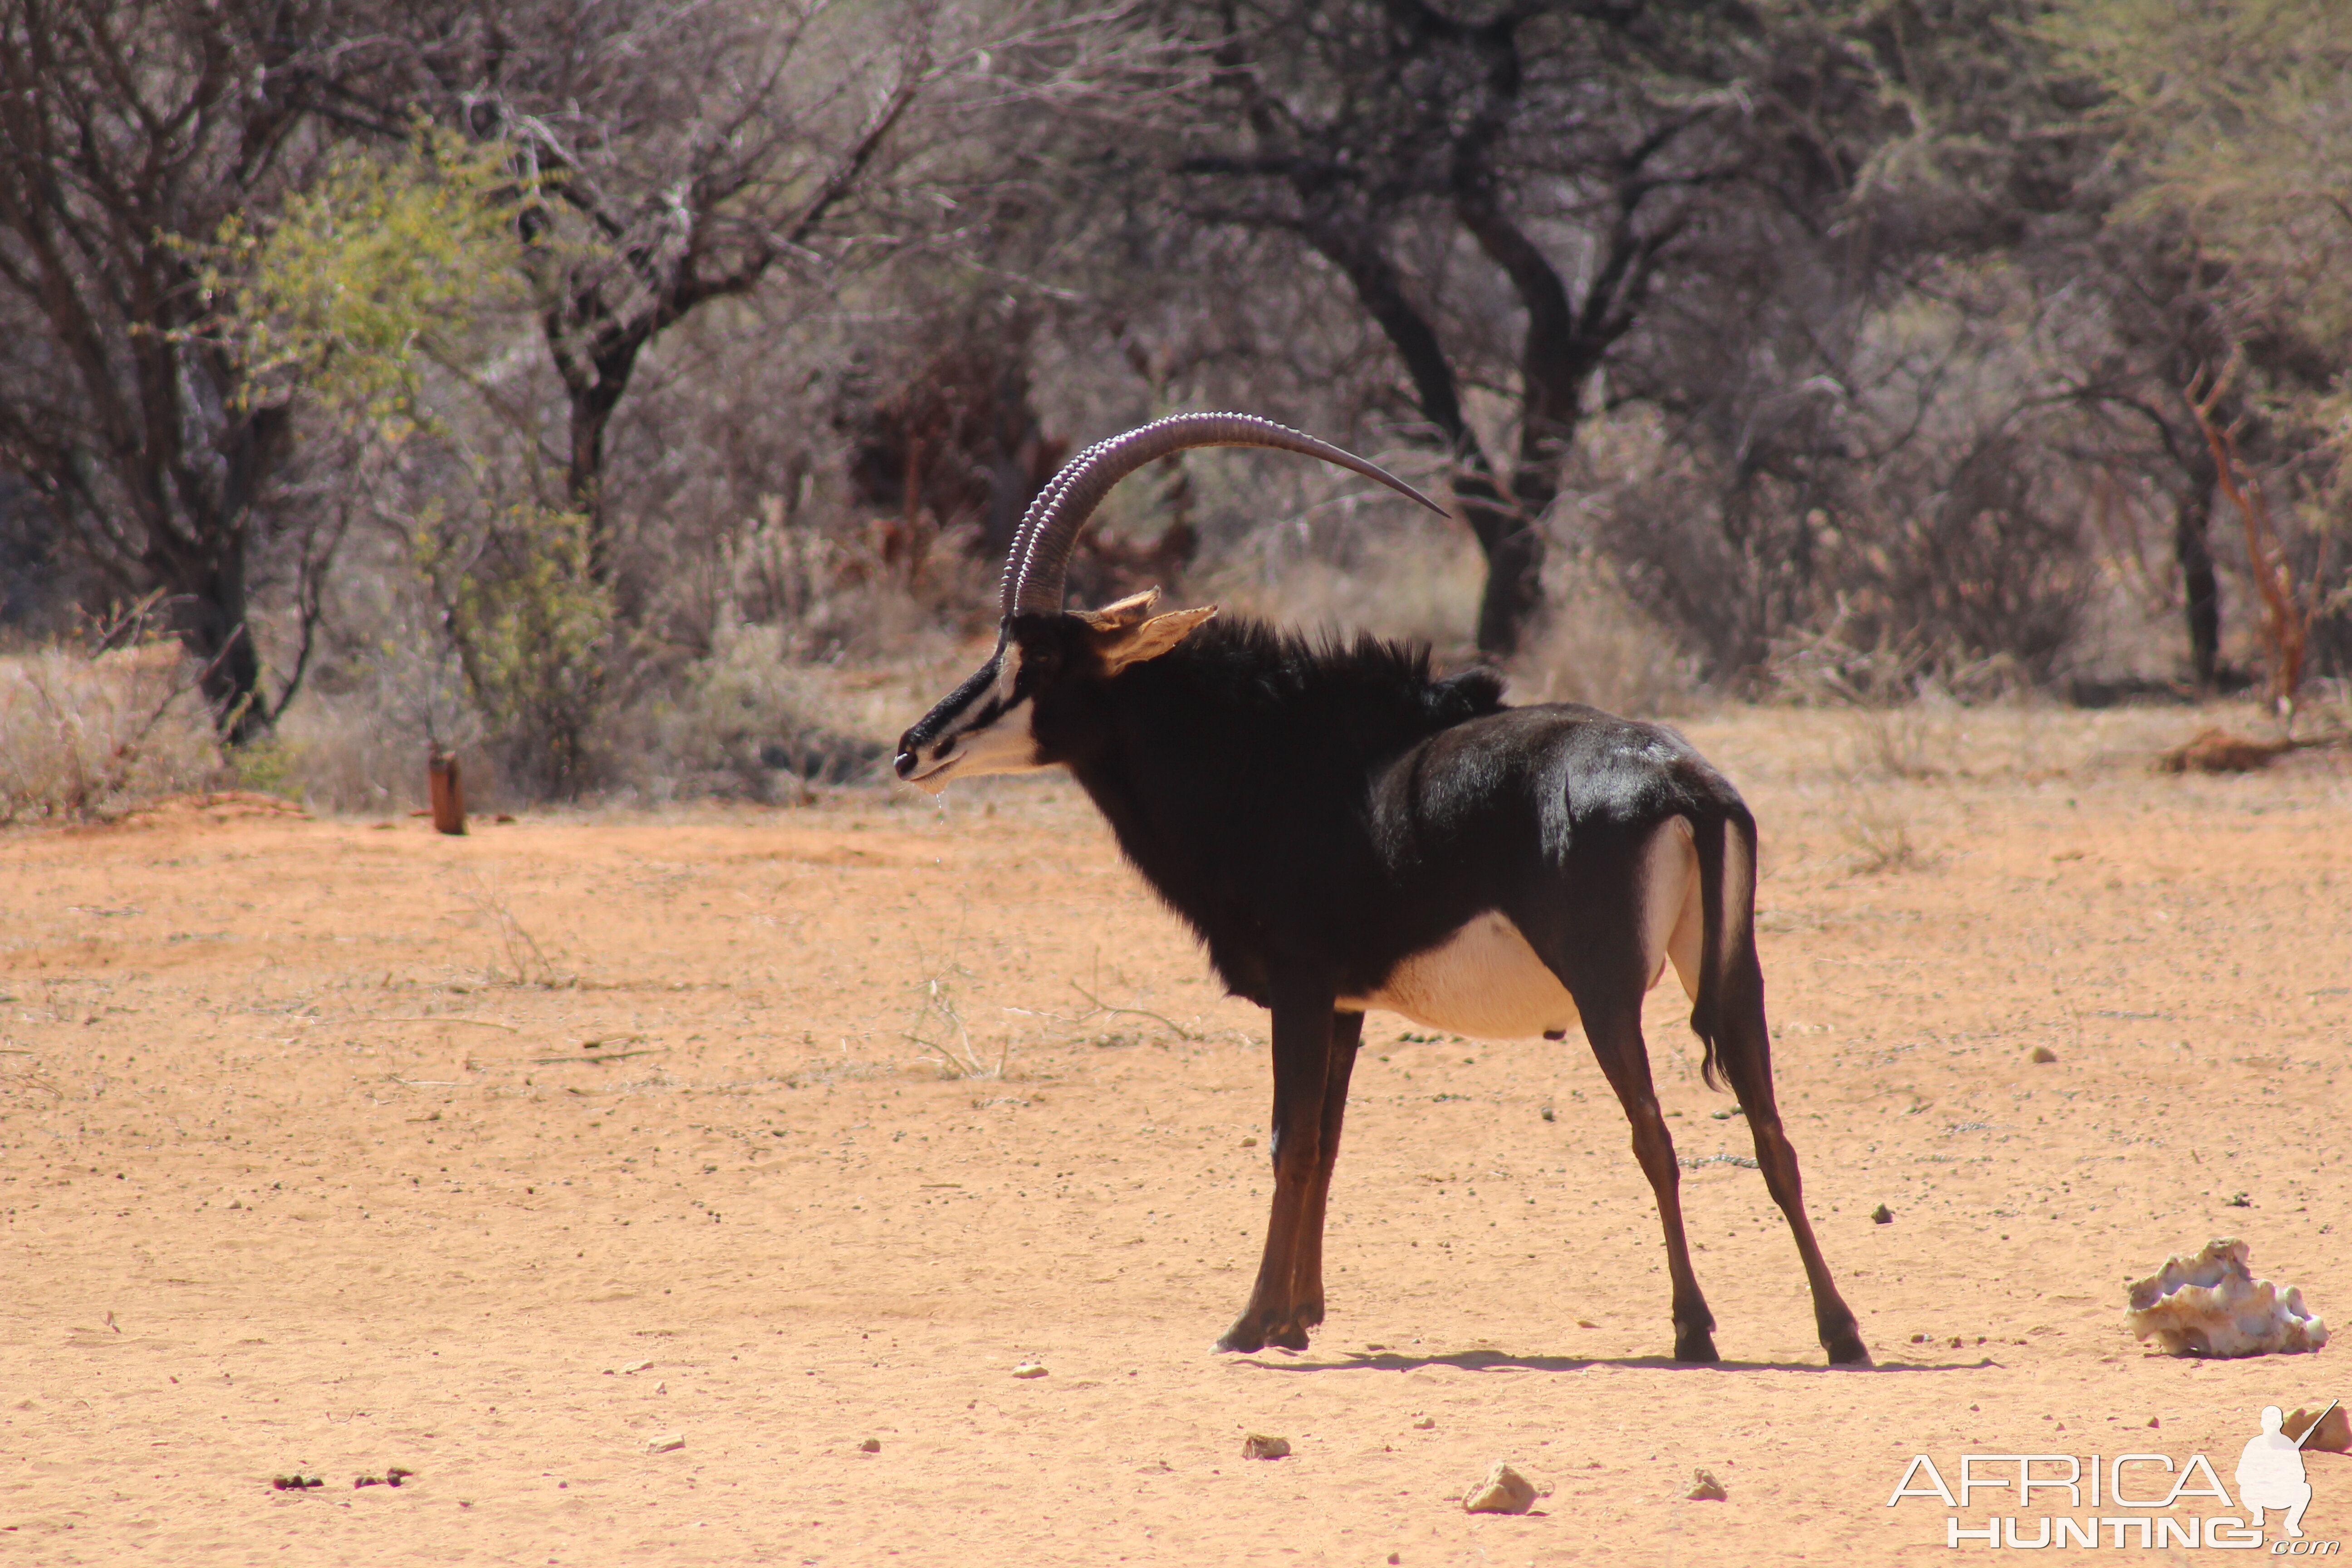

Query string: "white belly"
[[1339, 911, 1581, 1039], [1338, 820, 1705, 1040]]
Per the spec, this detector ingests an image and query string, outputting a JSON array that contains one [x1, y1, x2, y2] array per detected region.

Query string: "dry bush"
[[1832, 702, 1963, 782], [1570, 347, 2097, 695], [1198, 481, 1484, 659], [1507, 554, 1699, 716], [265, 550, 980, 813], [0, 644, 224, 823], [1833, 434, 2093, 684], [265, 628, 483, 815], [602, 619, 931, 806]]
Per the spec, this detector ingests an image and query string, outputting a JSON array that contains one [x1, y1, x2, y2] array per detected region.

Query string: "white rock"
[[646, 1433, 685, 1454], [1687, 1467, 1727, 1501], [1010, 1362, 1048, 1379], [2126, 1238, 2327, 1358]]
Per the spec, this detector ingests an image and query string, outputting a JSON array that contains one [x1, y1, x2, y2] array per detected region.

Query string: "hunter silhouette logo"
[[1886, 1397, 2342, 1551], [2241, 1400, 2335, 1541]]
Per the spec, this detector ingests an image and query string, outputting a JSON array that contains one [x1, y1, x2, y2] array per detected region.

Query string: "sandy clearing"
[[3, 707, 2347, 1565]]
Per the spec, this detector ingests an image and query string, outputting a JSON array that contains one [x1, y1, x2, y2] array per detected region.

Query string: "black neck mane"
[[1058, 616, 1506, 999]]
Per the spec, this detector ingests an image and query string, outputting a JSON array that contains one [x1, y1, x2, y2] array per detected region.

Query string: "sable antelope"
[[895, 414, 1867, 1365]]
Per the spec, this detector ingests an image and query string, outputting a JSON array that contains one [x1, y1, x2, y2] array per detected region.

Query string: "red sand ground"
[[3, 708, 2347, 1565]]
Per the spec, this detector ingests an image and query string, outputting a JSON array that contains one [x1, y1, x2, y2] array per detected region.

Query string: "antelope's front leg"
[[1214, 978, 1336, 1354], [1288, 1008, 1363, 1332]]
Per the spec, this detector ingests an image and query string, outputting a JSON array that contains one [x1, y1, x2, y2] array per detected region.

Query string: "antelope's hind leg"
[[1531, 837, 1718, 1364], [1707, 947, 1870, 1365], [1578, 992, 1720, 1362]]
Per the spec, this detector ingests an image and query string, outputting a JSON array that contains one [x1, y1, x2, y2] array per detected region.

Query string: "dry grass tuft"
[[902, 959, 1009, 1080], [1837, 792, 1930, 874], [456, 870, 569, 988], [0, 643, 224, 823], [1832, 703, 1960, 781]]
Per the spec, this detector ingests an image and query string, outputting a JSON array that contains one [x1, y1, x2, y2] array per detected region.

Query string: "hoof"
[[1826, 1332, 1872, 1366], [1214, 1322, 1266, 1355], [1215, 1313, 1313, 1354], [1673, 1330, 1720, 1364]]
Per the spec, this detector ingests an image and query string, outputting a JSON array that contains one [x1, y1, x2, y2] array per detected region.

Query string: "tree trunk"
[[557, 334, 648, 585], [2175, 449, 2221, 690], [177, 554, 268, 745], [1468, 504, 1546, 656], [1298, 210, 1545, 658]]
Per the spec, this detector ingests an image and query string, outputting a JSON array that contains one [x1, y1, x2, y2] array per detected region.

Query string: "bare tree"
[[0, 0, 386, 736], [1131, 0, 1885, 657], [389, 0, 934, 586]]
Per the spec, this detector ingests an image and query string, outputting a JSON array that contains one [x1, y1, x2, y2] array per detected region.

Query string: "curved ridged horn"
[[1000, 413, 1448, 617]]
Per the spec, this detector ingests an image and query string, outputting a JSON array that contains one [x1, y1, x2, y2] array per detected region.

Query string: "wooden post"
[[428, 750, 467, 835]]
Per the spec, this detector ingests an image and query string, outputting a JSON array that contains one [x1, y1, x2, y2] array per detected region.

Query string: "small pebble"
[[646, 1434, 685, 1454], [1463, 1461, 1537, 1514], [1687, 1467, 1728, 1502], [1871, 1204, 1893, 1225], [1011, 1362, 1048, 1379], [1412, 1417, 1436, 1430], [858, 1439, 881, 1454], [1241, 1433, 1291, 1460], [2029, 1046, 2058, 1064], [270, 1474, 324, 1491]]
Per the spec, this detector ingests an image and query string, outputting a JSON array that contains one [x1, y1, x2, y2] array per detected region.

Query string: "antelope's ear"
[[1093, 603, 1217, 675], [1072, 588, 1162, 632]]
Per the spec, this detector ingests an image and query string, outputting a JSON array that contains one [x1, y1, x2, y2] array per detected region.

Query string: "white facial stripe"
[[942, 695, 1044, 775], [906, 644, 1045, 791]]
